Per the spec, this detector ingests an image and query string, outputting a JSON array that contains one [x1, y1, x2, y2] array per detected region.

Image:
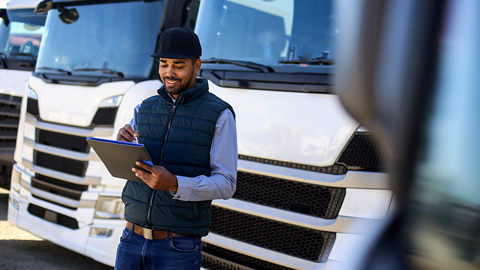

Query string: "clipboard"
[[86, 137, 153, 183]]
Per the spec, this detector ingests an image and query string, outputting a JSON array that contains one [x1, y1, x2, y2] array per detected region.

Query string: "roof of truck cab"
[[6, 0, 42, 9], [0, 0, 8, 9]]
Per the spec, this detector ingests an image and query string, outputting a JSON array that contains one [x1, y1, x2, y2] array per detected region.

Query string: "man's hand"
[[132, 161, 179, 192], [117, 124, 139, 142]]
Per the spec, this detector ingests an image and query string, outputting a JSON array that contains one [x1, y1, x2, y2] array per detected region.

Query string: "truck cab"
[[195, 1, 392, 269], [8, 0, 198, 266]]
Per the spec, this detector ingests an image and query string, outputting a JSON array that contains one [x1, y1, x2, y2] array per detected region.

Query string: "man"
[[114, 27, 237, 270]]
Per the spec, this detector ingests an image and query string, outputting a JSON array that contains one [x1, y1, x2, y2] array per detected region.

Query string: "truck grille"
[[0, 94, 21, 149], [31, 174, 88, 201], [0, 94, 22, 188], [202, 242, 294, 270], [234, 172, 345, 219], [36, 129, 90, 153], [33, 150, 87, 177], [27, 204, 79, 229], [337, 132, 385, 171], [238, 155, 347, 175], [210, 206, 336, 263]]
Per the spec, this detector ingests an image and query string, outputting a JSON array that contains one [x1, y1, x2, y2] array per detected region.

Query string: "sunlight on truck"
[[0, 0, 45, 189]]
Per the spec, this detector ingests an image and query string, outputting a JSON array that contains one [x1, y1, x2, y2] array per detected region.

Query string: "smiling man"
[[114, 27, 238, 270], [160, 57, 200, 97]]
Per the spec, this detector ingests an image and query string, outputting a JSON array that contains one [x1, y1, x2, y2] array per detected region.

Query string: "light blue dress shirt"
[[129, 100, 238, 202]]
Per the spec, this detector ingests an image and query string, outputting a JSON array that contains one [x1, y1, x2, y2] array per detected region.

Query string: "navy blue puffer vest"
[[122, 79, 234, 236]]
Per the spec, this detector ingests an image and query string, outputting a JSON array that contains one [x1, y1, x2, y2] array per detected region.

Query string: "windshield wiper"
[[280, 57, 334, 66], [9, 53, 37, 67], [10, 52, 37, 59], [73, 68, 124, 78], [36, 66, 72, 75], [202, 57, 274, 73]]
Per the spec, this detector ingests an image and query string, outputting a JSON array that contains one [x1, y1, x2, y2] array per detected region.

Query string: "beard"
[[161, 73, 196, 96]]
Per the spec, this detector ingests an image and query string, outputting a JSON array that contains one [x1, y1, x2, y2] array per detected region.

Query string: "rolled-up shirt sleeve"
[[172, 108, 238, 201]]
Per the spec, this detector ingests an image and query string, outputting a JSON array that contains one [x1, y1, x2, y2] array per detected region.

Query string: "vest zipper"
[[147, 189, 156, 228], [147, 98, 181, 227], [159, 102, 179, 164]]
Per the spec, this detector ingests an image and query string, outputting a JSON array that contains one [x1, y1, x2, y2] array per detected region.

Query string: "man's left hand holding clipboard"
[[117, 124, 179, 192]]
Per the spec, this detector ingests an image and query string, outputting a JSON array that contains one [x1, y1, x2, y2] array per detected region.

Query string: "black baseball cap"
[[150, 27, 202, 59]]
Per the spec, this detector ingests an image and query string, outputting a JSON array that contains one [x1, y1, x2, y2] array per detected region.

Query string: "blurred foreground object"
[[335, 0, 480, 269]]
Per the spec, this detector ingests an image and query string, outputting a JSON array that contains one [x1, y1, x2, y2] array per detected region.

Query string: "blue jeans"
[[114, 226, 203, 270]]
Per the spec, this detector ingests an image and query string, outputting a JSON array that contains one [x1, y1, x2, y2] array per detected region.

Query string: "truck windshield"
[[196, 0, 335, 68], [0, 9, 46, 61], [36, 1, 164, 79]]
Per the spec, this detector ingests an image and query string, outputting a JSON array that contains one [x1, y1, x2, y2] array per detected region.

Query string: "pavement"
[[0, 188, 113, 270]]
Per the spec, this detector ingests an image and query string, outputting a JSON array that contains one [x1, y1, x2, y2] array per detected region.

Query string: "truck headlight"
[[90, 227, 114, 238], [11, 169, 21, 193], [10, 195, 20, 210], [99, 95, 123, 108], [27, 86, 38, 100], [95, 196, 124, 219]]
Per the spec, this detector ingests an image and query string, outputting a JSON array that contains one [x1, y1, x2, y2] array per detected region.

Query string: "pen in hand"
[[117, 124, 141, 143]]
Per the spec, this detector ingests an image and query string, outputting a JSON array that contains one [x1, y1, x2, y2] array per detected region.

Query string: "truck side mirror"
[[59, 8, 79, 24], [35, 0, 53, 14], [0, 8, 9, 26]]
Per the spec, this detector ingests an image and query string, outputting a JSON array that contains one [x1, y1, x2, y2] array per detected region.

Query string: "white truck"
[[0, 0, 45, 189], [9, 0, 393, 269]]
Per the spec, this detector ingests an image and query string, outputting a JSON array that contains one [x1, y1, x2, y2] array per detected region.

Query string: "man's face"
[[158, 58, 201, 98]]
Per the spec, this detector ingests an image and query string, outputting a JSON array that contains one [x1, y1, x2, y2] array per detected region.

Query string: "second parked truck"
[[0, 0, 46, 188]]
